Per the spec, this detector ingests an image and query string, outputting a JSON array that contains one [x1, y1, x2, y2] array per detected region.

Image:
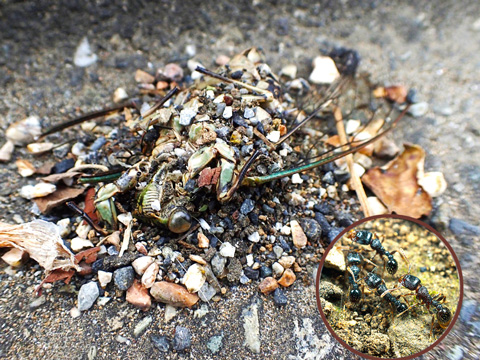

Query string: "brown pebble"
[[135, 69, 155, 84], [290, 220, 307, 248], [163, 63, 184, 82], [135, 242, 148, 255], [215, 55, 230, 66], [197, 233, 210, 248], [293, 262, 302, 273], [278, 269, 296, 287], [189, 254, 207, 265], [126, 280, 151, 311], [278, 256, 295, 269], [258, 277, 279, 294], [150, 281, 199, 308], [156, 81, 169, 90]]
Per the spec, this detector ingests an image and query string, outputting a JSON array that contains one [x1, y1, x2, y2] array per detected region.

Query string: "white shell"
[[70, 237, 94, 252], [219, 242, 235, 257], [6, 116, 42, 145], [19, 183, 56, 199], [132, 256, 154, 275], [183, 263, 206, 293], [309, 56, 340, 84], [141, 262, 159, 289], [418, 172, 447, 197], [27, 142, 54, 154], [98, 271, 113, 288]]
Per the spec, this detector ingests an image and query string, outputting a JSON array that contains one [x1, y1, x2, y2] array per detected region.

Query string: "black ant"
[[345, 252, 363, 303], [347, 263, 409, 314], [381, 253, 452, 337], [347, 230, 399, 276]]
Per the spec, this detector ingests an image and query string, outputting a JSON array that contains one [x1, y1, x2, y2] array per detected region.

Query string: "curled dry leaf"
[[33, 186, 86, 214], [362, 144, 432, 218], [0, 220, 81, 273]]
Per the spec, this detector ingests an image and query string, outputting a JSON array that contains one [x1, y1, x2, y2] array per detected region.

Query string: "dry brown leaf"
[[41, 171, 83, 183], [34, 186, 85, 213], [362, 144, 432, 218], [0, 220, 81, 272]]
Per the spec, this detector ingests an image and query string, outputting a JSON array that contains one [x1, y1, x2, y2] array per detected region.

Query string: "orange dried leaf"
[[74, 246, 100, 264], [385, 85, 407, 103], [362, 144, 432, 218], [83, 187, 98, 224]]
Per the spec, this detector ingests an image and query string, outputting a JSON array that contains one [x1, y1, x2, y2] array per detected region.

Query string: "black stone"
[[173, 326, 191, 351], [232, 113, 248, 127], [336, 213, 354, 227], [209, 235, 219, 248], [244, 267, 260, 280], [230, 70, 243, 79], [419, 266, 427, 272], [249, 212, 259, 226], [406, 88, 419, 104], [259, 266, 273, 278], [273, 288, 288, 306], [262, 204, 275, 214], [52, 158, 75, 174], [322, 171, 335, 185], [278, 236, 291, 252], [91, 259, 104, 272], [151, 335, 171, 352], [300, 218, 322, 240], [313, 203, 331, 214], [327, 227, 344, 243], [333, 169, 351, 184], [184, 179, 196, 193], [156, 237, 168, 246], [314, 212, 332, 233], [113, 266, 135, 291]]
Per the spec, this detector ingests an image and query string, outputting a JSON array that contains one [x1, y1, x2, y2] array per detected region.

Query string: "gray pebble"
[[447, 345, 464, 360], [78, 282, 100, 311], [107, 246, 119, 256], [408, 102, 429, 117], [198, 282, 217, 302], [113, 266, 135, 291], [240, 198, 255, 215], [29, 296, 46, 310], [273, 245, 284, 259], [211, 253, 227, 277], [151, 335, 170, 352], [239, 273, 250, 284], [460, 299, 478, 323], [301, 218, 322, 240], [173, 326, 191, 351], [273, 288, 287, 306], [207, 334, 223, 354], [449, 218, 480, 236]]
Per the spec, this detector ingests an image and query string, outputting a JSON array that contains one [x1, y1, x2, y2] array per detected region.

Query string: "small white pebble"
[[266, 131, 280, 143], [219, 242, 236, 257], [281, 225, 291, 236], [291, 173, 303, 184], [248, 231, 260, 243], [223, 106, 233, 119]]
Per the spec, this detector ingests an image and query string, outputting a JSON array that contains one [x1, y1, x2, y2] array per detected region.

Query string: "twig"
[[334, 106, 371, 217]]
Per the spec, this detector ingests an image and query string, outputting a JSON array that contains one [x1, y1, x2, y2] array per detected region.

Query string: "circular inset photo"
[[315, 215, 463, 359]]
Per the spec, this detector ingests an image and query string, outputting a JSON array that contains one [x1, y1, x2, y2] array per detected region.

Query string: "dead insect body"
[[347, 230, 400, 275], [49, 48, 409, 234]]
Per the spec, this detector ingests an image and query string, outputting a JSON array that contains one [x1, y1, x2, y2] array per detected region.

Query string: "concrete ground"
[[0, 1, 479, 359]]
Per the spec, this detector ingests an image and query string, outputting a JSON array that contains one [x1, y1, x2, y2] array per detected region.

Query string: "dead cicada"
[[42, 47, 411, 235]]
